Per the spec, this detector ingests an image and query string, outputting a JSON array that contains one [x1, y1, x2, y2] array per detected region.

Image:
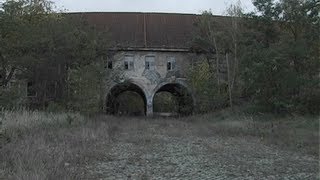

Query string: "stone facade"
[[106, 49, 196, 116]]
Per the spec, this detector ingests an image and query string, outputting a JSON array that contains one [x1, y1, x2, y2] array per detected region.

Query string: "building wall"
[[112, 51, 192, 80], [109, 50, 195, 94], [107, 50, 197, 116]]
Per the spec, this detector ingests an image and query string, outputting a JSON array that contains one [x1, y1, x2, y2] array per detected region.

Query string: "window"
[[124, 61, 128, 69], [145, 61, 150, 70], [167, 61, 172, 70], [145, 56, 155, 70], [124, 55, 134, 70], [27, 81, 37, 97], [107, 61, 113, 69], [167, 56, 176, 71]]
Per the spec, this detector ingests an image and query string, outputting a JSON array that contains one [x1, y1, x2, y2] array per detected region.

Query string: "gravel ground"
[[79, 120, 319, 180]]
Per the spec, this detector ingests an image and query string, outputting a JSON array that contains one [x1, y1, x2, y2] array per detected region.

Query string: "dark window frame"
[[167, 56, 176, 71], [145, 56, 155, 70], [145, 61, 150, 70], [124, 55, 134, 70], [107, 61, 113, 69]]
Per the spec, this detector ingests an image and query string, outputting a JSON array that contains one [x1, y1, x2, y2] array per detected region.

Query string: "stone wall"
[[107, 50, 196, 116]]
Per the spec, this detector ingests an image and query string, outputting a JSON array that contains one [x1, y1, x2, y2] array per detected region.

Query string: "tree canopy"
[[191, 0, 319, 114], [0, 0, 111, 111]]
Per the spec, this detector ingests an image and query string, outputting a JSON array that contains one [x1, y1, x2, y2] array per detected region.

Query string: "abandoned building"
[[84, 12, 201, 116], [22, 12, 229, 116]]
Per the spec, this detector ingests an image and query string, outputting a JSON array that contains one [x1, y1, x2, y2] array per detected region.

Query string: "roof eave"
[[109, 47, 191, 52]]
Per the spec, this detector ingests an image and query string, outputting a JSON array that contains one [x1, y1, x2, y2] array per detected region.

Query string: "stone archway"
[[152, 82, 194, 116], [106, 82, 148, 116]]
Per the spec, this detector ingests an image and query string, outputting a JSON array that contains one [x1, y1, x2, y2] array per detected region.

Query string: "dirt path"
[[78, 120, 319, 180]]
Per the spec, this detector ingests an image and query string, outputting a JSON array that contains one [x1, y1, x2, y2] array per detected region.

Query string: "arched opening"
[[153, 83, 194, 116], [106, 83, 147, 116], [153, 92, 179, 113]]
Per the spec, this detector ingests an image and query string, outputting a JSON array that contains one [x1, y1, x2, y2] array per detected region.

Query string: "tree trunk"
[[231, 42, 238, 91], [226, 52, 233, 110], [213, 38, 221, 92], [42, 80, 47, 110], [1, 67, 16, 87], [0, 52, 16, 87], [206, 21, 221, 86]]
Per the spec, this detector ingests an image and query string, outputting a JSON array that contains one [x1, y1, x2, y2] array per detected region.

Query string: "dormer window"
[[167, 56, 176, 71], [124, 55, 134, 70], [145, 56, 155, 70]]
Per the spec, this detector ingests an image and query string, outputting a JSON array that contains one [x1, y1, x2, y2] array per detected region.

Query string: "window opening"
[[145, 56, 155, 70]]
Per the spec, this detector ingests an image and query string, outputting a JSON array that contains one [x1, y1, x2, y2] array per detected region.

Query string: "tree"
[[192, 5, 245, 110], [224, 0, 245, 109], [192, 0, 319, 114], [241, 0, 320, 113], [192, 10, 223, 88], [0, 0, 112, 111], [188, 58, 228, 112], [0, 0, 60, 108]]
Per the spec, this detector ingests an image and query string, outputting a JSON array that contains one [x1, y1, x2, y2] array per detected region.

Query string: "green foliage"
[[189, 60, 228, 113], [46, 101, 65, 113], [0, 82, 26, 109], [154, 92, 178, 113], [193, 7, 245, 111], [0, 0, 111, 112], [67, 60, 106, 114], [192, 10, 219, 54], [0, 0, 59, 86], [192, 0, 319, 115], [116, 91, 145, 116], [241, 0, 320, 114]]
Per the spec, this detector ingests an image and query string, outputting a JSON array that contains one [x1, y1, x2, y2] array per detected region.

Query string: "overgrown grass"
[[187, 109, 319, 156], [0, 109, 318, 179], [0, 110, 119, 179]]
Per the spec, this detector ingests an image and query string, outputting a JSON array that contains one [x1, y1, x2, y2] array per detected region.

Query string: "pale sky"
[[54, 0, 255, 15]]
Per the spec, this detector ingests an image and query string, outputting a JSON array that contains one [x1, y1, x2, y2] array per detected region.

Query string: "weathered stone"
[[106, 50, 197, 116]]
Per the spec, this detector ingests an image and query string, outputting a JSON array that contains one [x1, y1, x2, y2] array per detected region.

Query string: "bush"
[[188, 60, 229, 113], [67, 61, 105, 114], [0, 82, 26, 109], [46, 101, 66, 113]]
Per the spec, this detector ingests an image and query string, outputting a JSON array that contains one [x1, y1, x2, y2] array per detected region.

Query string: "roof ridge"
[[64, 12, 229, 18]]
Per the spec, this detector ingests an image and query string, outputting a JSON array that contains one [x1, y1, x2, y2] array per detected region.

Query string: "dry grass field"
[[0, 109, 319, 179]]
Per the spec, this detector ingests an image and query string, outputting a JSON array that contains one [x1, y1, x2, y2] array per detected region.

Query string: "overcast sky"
[[54, 0, 255, 15]]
